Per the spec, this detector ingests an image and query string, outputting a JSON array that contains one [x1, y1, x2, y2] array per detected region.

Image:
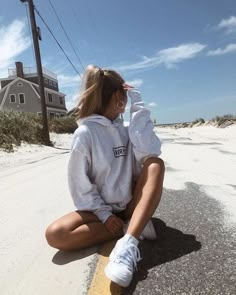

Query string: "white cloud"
[[57, 74, 81, 88], [125, 79, 143, 88], [148, 102, 158, 107], [117, 43, 206, 72], [57, 72, 81, 111], [217, 16, 236, 34], [0, 19, 31, 71], [207, 43, 236, 56], [66, 92, 79, 111]]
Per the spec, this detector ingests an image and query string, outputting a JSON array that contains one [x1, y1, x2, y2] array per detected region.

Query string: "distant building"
[[0, 61, 67, 118]]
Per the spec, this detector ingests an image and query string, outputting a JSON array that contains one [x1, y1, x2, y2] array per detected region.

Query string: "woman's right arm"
[[128, 89, 162, 163], [68, 133, 113, 224]]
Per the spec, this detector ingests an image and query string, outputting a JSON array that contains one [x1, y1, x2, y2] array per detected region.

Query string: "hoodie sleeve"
[[128, 89, 161, 164], [68, 131, 113, 223]]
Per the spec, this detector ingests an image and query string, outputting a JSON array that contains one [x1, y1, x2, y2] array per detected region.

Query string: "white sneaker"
[[104, 234, 141, 287], [123, 220, 157, 240]]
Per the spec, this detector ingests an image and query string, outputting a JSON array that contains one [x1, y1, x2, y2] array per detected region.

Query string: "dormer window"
[[59, 97, 64, 105], [48, 93, 53, 102]]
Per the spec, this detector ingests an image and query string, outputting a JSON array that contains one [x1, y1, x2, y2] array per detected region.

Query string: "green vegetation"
[[49, 116, 77, 134], [0, 111, 77, 152], [192, 118, 205, 125], [212, 114, 236, 126], [158, 114, 236, 128], [1, 111, 235, 152]]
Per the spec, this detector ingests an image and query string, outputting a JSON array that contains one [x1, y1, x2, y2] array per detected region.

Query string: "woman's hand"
[[123, 83, 134, 91], [104, 215, 124, 234]]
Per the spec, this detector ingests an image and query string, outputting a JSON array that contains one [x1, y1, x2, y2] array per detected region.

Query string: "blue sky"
[[1, 0, 236, 123]]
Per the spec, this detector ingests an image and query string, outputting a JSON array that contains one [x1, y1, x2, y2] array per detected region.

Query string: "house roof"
[[0, 77, 66, 110], [0, 76, 66, 96]]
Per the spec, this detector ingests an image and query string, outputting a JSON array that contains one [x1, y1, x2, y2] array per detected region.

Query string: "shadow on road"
[[52, 217, 201, 294], [123, 217, 201, 294], [52, 245, 98, 265]]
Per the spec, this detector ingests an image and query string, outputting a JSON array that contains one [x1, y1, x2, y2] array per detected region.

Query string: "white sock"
[[123, 233, 139, 246]]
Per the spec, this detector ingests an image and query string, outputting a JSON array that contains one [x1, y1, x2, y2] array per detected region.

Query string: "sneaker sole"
[[104, 264, 132, 288]]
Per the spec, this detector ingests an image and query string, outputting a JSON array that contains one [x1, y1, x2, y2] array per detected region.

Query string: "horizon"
[[0, 0, 236, 124]]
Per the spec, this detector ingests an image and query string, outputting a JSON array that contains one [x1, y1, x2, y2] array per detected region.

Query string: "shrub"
[[49, 116, 77, 133], [212, 114, 236, 126], [213, 114, 235, 122], [0, 111, 77, 152], [0, 111, 44, 152], [192, 118, 205, 125]]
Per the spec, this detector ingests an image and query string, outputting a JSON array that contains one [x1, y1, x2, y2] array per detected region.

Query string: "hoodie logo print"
[[113, 146, 127, 158]]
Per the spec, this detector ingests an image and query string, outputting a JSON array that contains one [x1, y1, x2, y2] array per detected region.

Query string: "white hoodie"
[[68, 89, 161, 223]]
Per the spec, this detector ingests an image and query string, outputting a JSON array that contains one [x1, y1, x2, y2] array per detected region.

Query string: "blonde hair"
[[75, 65, 125, 120]]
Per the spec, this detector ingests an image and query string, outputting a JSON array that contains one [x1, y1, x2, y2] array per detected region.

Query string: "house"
[[0, 62, 67, 118]]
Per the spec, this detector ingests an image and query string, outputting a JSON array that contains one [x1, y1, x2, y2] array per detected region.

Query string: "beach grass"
[[0, 111, 77, 152]]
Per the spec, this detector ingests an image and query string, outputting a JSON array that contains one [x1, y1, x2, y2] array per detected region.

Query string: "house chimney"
[[15, 62, 24, 78]]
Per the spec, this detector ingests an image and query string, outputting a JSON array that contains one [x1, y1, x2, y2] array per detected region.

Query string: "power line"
[[34, 6, 83, 78], [48, 0, 85, 71]]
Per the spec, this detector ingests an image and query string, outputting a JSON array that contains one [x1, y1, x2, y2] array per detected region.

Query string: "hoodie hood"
[[79, 114, 123, 127]]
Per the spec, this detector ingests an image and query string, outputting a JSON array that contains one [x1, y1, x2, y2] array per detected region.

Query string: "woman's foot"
[[104, 234, 141, 287]]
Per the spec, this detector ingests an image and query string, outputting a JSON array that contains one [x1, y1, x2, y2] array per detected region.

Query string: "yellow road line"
[[87, 240, 122, 295]]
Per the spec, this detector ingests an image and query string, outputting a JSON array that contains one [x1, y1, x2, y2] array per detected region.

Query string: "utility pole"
[[20, 0, 51, 146]]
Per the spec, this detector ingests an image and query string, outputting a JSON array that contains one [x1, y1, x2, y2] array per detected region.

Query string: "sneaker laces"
[[113, 243, 141, 271]]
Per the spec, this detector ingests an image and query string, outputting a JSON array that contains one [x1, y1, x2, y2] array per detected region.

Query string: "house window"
[[49, 112, 55, 119], [17, 82, 23, 87], [48, 93, 53, 102], [19, 93, 25, 104], [10, 94, 16, 103], [44, 78, 48, 85], [49, 80, 53, 86], [59, 97, 64, 105], [53, 81, 57, 87]]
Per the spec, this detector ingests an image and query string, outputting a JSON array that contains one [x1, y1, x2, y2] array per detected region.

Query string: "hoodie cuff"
[[94, 209, 113, 224], [128, 89, 142, 104]]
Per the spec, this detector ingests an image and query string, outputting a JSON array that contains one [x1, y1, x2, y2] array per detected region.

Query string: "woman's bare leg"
[[124, 157, 165, 239], [45, 211, 123, 251]]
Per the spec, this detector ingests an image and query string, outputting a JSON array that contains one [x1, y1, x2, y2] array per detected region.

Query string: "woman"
[[45, 65, 165, 287]]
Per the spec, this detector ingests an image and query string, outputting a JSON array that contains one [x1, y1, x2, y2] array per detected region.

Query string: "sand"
[[0, 125, 235, 294], [156, 125, 236, 225]]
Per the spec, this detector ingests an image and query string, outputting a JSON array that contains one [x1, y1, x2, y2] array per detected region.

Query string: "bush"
[[49, 116, 77, 133], [0, 111, 77, 152], [192, 118, 205, 125], [213, 114, 235, 122], [212, 114, 236, 126], [0, 111, 44, 152]]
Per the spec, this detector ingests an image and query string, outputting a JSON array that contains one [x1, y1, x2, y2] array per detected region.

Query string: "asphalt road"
[[122, 183, 236, 295]]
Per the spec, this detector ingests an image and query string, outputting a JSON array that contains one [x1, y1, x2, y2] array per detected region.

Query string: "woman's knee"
[[144, 157, 165, 176], [45, 222, 68, 249]]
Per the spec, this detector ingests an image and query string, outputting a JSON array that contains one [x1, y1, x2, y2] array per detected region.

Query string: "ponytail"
[[75, 65, 125, 120]]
